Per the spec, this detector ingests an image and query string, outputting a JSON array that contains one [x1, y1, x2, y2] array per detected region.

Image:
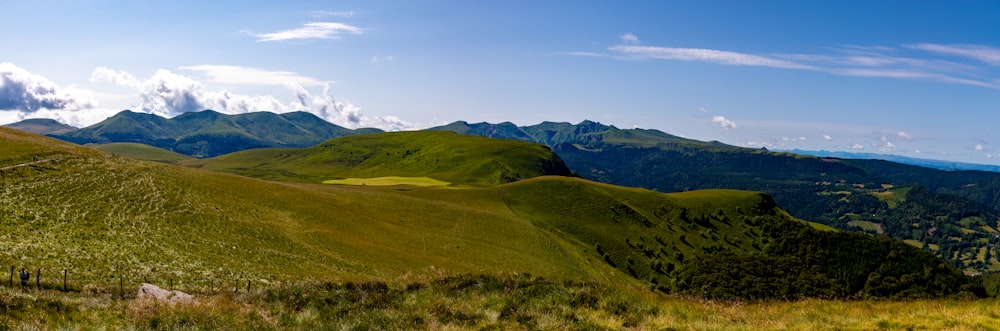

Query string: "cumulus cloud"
[[91, 66, 411, 130], [711, 115, 736, 130], [897, 131, 913, 141], [849, 143, 864, 150], [975, 144, 985, 151], [823, 134, 832, 141], [254, 22, 363, 42], [0, 62, 97, 112]]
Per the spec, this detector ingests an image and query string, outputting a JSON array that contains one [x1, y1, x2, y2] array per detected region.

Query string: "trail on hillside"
[[0, 158, 55, 171]]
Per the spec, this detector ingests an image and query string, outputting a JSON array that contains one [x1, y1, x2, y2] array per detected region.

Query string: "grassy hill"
[[91, 142, 194, 164], [50, 110, 382, 157], [433, 120, 1000, 273], [189, 130, 573, 186], [1, 127, 976, 301]]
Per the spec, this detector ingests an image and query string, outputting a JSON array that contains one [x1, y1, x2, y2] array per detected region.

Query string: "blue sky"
[[1, 1, 999, 164]]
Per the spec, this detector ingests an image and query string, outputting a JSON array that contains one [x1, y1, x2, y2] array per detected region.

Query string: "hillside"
[[0, 127, 977, 300], [433, 120, 1000, 273], [2, 118, 77, 135], [50, 110, 382, 157], [189, 130, 574, 186], [91, 142, 194, 164]]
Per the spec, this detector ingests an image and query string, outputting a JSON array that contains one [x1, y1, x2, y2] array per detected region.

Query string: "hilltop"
[[50, 110, 381, 157], [433, 120, 1000, 273], [2, 118, 77, 135], [0, 127, 977, 301], [188, 130, 573, 186]]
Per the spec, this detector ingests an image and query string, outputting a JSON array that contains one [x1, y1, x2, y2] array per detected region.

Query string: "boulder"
[[136, 283, 194, 303]]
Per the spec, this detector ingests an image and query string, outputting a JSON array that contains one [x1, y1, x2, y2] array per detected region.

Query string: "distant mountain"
[[783, 149, 1000, 173], [432, 120, 1000, 273], [3, 118, 77, 135], [50, 110, 382, 157]]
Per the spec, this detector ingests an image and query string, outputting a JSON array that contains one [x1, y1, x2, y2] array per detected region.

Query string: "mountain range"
[[45, 109, 381, 157]]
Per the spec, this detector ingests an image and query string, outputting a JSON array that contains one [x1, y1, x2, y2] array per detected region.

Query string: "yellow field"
[[322, 176, 452, 186]]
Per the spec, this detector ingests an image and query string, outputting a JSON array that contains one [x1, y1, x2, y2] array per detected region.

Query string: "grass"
[[323, 176, 451, 187], [870, 186, 911, 209], [2, 274, 1000, 330], [847, 220, 884, 234], [90, 142, 194, 164]]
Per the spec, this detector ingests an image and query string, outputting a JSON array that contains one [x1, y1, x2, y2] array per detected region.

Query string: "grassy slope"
[[91, 142, 194, 164], [189, 130, 572, 186]]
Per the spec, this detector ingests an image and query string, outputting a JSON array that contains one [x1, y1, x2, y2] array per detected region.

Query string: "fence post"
[[36, 268, 40, 289], [119, 275, 124, 300], [8, 266, 12, 287], [247, 280, 251, 293], [170, 276, 173, 290], [63, 269, 67, 291]]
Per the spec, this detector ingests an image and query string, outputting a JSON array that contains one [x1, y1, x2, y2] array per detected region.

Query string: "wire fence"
[[5, 265, 259, 300]]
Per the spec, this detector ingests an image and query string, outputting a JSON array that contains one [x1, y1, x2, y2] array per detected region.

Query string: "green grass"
[[871, 186, 911, 209], [848, 220, 884, 234], [188, 131, 571, 186], [90, 142, 194, 164], [322, 176, 451, 187], [3, 276, 1000, 330]]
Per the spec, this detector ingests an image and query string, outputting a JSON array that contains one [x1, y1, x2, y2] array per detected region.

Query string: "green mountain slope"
[[2, 118, 77, 135], [432, 120, 1000, 273], [189, 130, 573, 186], [50, 110, 381, 157], [91, 142, 194, 164]]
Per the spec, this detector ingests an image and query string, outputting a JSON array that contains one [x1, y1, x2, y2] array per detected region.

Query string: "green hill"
[[0, 127, 979, 300], [189, 130, 573, 186], [432, 120, 1000, 273], [50, 110, 382, 157], [91, 142, 194, 164]]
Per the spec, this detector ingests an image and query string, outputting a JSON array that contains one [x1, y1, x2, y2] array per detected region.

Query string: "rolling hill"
[[0, 127, 978, 300], [188, 130, 574, 186], [432, 120, 1000, 273], [50, 109, 382, 157], [90, 142, 195, 164]]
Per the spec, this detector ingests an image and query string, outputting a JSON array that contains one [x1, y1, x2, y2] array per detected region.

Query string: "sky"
[[1, 1, 999, 164]]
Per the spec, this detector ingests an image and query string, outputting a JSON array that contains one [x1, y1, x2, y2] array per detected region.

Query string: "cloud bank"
[[0, 63, 96, 112]]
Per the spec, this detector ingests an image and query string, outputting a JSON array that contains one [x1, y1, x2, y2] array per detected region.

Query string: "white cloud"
[[610, 44, 814, 70], [254, 22, 363, 42], [90, 66, 140, 86], [179, 65, 329, 86], [897, 131, 912, 141], [697, 107, 708, 113], [619, 33, 640, 45], [711, 115, 736, 130], [906, 43, 1000, 65], [823, 134, 832, 141], [975, 144, 985, 151], [0, 62, 97, 112], [370, 56, 395, 66], [849, 143, 864, 150], [92, 66, 411, 130], [309, 10, 355, 18]]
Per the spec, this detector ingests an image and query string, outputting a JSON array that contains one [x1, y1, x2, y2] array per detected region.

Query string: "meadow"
[[2, 274, 999, 330]]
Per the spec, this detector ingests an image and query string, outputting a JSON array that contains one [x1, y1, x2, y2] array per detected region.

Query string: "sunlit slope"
[[0, 128, 601, 287], [190, 130, 572, 186], [0, 126, 99, 167], [91, 142, 194, 164]]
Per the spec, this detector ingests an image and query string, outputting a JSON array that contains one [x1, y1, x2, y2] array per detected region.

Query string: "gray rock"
[[137, 283, 194, 303]]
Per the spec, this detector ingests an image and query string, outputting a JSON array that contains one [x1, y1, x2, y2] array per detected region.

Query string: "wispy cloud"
[[179, 65, 330, 86], [586, 34, 1000, 89], [906, 43, 1000, 65], [610, 45, 814, 70], [254, 22, 363, 42], [309, 10, 355, 18]]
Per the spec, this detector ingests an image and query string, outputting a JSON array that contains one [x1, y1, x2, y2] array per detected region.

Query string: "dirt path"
[[0, 158, 54, 171]]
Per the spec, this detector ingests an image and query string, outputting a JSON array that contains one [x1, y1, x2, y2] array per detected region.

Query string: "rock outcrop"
[[136, 283, 194, 303]]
